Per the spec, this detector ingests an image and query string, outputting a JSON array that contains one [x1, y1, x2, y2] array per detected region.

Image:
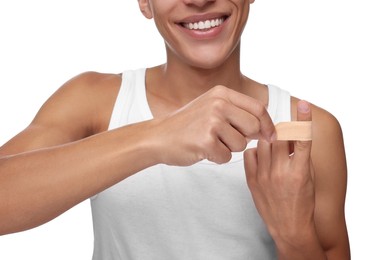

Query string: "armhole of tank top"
[[267, 84, 291, 123], [107, 70, 134, 131]]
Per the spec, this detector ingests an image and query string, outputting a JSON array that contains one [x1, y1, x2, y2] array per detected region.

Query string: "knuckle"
[[205, 117, 222, 135], [254, 102, 267, 118], [210, 98, 228, 113], [251, 100, 268, 119], [251, 119, 262, 133], [211, 85, 228, 96], [199, 133, 217, 148], [289, 173, 308, 189]]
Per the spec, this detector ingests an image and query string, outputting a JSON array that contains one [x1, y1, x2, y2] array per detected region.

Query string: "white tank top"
[[91, 68, 291, 260]]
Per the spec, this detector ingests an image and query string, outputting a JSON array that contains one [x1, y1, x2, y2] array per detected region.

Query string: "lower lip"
[[177, 18, 229, 40]]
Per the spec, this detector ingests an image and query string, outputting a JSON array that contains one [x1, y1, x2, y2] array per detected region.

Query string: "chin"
[[167, 40, 237, 70], [186, 57, 226, 70], [185, 49, 232, 70]]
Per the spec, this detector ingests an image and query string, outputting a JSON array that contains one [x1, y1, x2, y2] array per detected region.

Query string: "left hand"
[[244, 100, 316, 242]]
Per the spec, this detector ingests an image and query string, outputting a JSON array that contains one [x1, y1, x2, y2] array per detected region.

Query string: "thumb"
[[294, 100, 312, 160]]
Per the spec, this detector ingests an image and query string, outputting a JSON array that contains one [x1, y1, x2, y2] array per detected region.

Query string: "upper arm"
[[292, 97, 350, 258], [0, 72, 121, 156]]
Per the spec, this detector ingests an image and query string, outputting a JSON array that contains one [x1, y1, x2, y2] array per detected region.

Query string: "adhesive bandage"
[[275, 121, 312, 141]]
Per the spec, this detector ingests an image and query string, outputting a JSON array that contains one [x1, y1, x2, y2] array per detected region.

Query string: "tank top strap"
[[108, 68, 152, 131]]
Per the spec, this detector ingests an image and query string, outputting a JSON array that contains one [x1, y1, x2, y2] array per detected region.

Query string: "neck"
[[147, 44, 247, 106]]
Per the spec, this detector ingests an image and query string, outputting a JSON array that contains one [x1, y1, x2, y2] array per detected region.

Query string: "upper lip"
[[177, 12, 230, 24]]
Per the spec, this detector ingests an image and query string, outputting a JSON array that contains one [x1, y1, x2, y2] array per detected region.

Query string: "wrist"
[[272, 224, 326, 260], [134, 118, 180, 166], [131, 119, 166, 166]]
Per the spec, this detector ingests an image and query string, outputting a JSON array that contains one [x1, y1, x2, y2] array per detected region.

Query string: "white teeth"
[[183, 17, 225, 30]]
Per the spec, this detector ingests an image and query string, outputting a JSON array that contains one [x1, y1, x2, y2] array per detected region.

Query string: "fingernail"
[[298, 100, 310, 113]]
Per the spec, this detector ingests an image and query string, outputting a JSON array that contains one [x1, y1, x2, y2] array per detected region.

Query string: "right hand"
[[149, 85, 275, 166]]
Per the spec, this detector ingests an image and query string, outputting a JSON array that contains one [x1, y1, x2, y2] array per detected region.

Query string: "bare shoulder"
[[35, 71, 122, 136], [0, 72, 122, 155], [291, 96, 343, 141], [290, 96, 346, 176]]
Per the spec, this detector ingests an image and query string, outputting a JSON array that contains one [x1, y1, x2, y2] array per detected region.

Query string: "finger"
[[297, 100, 312, 122], [275, 121, 312, 141], [218, 123, 248, 152], [271, 140, 291, 164], [293, 100, 312, 161], [257, 140, 272, 177], [207, 141, 233, 164], [222, 103, 262, 139], [244, 148, 258, 186], [214, 86, 276, 142]]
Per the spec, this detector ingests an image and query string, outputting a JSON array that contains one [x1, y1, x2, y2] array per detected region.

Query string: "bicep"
[[311, 108, 350, 258]]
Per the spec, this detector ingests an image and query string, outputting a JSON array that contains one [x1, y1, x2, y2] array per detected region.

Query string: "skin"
[[0, 0, 350, 259]]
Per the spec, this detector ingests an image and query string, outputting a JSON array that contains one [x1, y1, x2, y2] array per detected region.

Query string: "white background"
[[1, 0, 389, 259]]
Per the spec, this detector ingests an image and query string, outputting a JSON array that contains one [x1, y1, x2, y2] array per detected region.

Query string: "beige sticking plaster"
[[275, 121, 312, 141]]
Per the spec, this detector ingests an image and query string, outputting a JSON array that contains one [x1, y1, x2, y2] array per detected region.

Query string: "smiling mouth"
[[180, 16, 228, 31]]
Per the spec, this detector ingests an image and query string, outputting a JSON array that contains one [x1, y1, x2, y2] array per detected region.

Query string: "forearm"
[[0, 120, 158, 235]]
